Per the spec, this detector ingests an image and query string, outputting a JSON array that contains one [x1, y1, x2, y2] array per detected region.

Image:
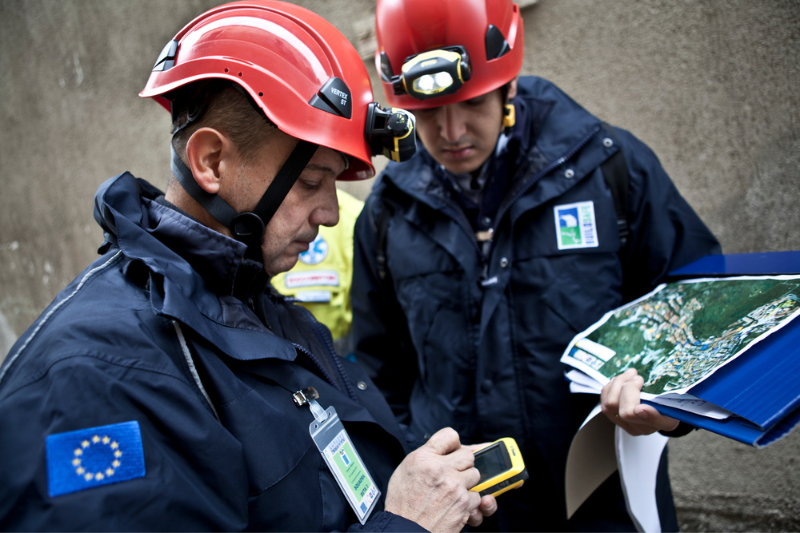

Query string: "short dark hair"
[[170, 81, 275, 164]]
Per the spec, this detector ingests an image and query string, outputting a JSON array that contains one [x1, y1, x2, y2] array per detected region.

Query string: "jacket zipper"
[[293, 306, 358, 402]]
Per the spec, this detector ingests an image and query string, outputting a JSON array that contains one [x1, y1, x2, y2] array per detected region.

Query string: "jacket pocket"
[[515, 253, 623, 337]]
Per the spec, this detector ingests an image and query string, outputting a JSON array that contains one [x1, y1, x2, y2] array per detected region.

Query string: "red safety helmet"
[[140, 1, 415, 259], [375, 0, 524, 109], [142, 0, 388, 181]]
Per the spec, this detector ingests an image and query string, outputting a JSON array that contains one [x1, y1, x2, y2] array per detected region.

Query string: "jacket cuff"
[[350, 510, 428, 532]]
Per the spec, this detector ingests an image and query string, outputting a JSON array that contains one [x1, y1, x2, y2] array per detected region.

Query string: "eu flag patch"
[[46, 421, 145, 497]]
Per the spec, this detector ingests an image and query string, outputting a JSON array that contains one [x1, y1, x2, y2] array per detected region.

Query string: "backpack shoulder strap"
[[600, 124, 630, 249], [375, 197, 395, 282], [369, 182, 403, 282]]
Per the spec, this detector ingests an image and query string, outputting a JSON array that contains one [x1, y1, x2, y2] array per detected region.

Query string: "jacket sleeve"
[[0, 354, 249, 531], [613, 126, 722, 302], [352, 511, 427, 532], [351, 186, 420, 445]]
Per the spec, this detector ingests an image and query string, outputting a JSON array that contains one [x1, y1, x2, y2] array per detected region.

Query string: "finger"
[[464, 442, 492, 454], [602, 371, 649, 433], [610, 414, 653, 436], [615, 375, 655, 436], [467, 512, 481, 527], [601, 369, 637, 416], [454, 487, 482, 513], [617, 374, 645, 420], [446, 446, 477, 472], [423, 427, 461, 456], [467, 508, 484, 528], [633, 405, 680, 432], [467, 494, 497, 528], [617, 378, 678, 435], [459, 464, 480, 489], [479, 495, 497, 517]]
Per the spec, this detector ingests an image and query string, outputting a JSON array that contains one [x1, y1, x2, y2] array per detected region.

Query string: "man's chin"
[[265, 254, 300, 279], [434, 152, 483, 175], [442, 160, 482, 176]]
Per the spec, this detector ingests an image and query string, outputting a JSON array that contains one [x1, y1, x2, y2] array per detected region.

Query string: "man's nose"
[[313, 185, 340, 227], [439, 104, 467, 143]]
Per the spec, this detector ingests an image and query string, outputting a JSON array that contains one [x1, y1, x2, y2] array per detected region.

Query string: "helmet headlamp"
[[388, 46, 472, 101], [365, 103, 416, 163]]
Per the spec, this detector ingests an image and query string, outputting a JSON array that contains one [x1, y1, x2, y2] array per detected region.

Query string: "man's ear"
[[185, 127, 231, 195], [506, 76, 518, 102]]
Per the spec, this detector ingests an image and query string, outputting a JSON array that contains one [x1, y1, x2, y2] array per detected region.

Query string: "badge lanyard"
[[293, 387, 381, 524]]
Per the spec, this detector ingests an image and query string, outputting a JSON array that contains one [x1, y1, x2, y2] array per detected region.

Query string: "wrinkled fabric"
[[352, 76, 720, 531], [0, 173, 421, 532]]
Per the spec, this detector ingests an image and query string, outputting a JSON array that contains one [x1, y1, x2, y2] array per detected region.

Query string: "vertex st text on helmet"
[[375, 0, 524, 109], [140, 0, 377, 181]]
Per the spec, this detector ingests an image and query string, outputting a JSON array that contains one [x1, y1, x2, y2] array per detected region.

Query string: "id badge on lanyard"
[[293, 387, 381, 524]]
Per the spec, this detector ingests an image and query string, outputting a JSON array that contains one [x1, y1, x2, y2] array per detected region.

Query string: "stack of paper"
[[561, 275, 800, 448]]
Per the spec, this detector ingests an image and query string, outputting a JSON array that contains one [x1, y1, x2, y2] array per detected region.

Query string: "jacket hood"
[[93, 173, 258, 295], [92, 172, 295, 363]]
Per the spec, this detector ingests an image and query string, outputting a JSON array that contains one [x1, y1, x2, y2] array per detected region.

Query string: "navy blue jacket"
[[352, 76, 720, 530], [0, 173, 422, 532]]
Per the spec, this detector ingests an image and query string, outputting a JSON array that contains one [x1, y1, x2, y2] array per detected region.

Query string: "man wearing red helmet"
[[352, 0, 721, 531], [0, 2, 495, 531]]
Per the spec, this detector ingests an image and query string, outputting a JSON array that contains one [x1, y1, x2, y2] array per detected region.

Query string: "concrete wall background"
[[1, 0, 798, 530]]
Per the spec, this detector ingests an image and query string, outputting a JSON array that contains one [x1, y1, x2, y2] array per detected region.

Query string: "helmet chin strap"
[[170, 140, 318, 261]]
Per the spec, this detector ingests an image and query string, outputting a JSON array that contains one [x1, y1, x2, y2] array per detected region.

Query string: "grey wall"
[[1, 0, 798, 530]]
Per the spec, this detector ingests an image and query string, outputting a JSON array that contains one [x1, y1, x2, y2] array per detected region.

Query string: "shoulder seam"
[[0, 349, 199, 405], [0, 251, 124, 386]]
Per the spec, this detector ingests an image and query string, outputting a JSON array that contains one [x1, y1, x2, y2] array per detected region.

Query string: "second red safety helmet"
[[375, 0, 524, 109]]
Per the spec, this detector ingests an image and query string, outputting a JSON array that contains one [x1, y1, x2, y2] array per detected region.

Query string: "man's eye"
[[299, 180, 321, 190]]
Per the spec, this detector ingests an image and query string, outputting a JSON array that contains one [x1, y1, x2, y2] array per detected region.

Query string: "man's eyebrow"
[[303, 163, 340, 177]]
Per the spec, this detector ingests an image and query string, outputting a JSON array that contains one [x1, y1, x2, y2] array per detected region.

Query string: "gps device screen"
[[471, 437, 528, 498], [474, 443, 511, 484]]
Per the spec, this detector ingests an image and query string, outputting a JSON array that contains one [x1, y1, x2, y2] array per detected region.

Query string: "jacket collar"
[[381, 77, 613, 217], [384, 76, 605, 193], [93, 172, 296, 363]]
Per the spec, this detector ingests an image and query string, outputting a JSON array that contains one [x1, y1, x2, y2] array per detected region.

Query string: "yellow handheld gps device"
[[471, 437, 528, 498]]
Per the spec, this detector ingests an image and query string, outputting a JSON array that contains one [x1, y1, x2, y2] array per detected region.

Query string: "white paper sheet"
[[566, 405, 670, 533], [616, 425, 669, 532]]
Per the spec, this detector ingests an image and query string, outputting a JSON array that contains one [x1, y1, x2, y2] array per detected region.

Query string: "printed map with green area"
[[569, 276, 800, 395]]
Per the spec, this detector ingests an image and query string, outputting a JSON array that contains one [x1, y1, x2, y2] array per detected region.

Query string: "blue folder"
[[651, 251, 800, 447]]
